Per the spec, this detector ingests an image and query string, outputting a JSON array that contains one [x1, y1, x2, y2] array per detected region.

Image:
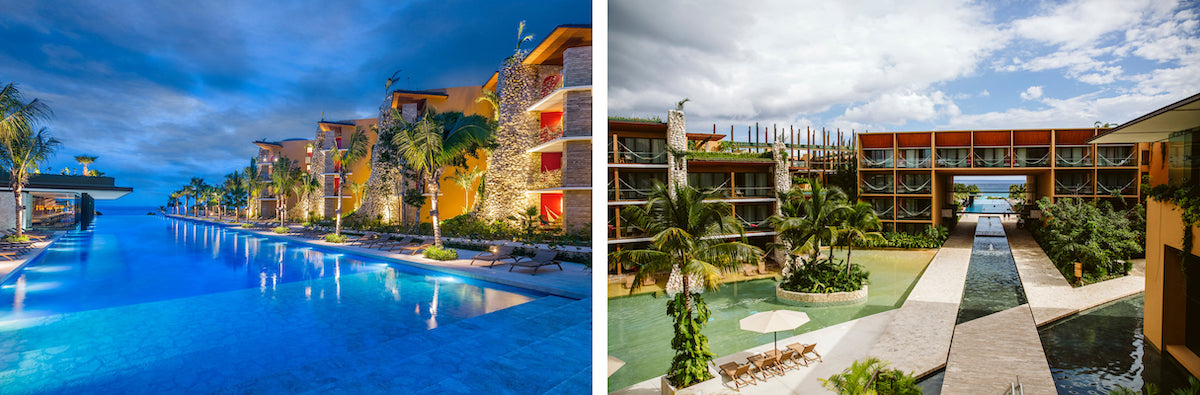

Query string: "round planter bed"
[[776, 284, 868, 307]]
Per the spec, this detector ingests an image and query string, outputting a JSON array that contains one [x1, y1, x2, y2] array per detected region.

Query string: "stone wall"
[[563, 91, 591, 138], [563, 190, 591, 231], [562, 141, 591, 187], [666, 110, 688, 195], [481, 60, 538, 222], [563, 46, 591, 87]]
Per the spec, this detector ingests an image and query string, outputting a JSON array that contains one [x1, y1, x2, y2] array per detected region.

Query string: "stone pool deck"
[[942, 304, 1056, 394], [166, 215, 590, 300], [0, 232, 63, 285]]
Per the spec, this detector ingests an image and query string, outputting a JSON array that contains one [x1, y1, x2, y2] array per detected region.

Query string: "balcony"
[[861, 176, 893, 194], [1054, 179, 1094, 195], [1097, 174, 1137, 195], [1056, 147, 1092, 167], [611, 140, 667, 165], [897, 202, 932, 220], [1014, 147, 1051, 167], [734, 186, 774, 198], [867, 199, 893, 219], [974, 148, 1009, 168], [539, 125, 564, 144], [897, 156, 931, 168], [897, 176, 932, 194], [861, 150, 894, 168], [936, 148, 969, 168], [1096, 146, 1136, 167]]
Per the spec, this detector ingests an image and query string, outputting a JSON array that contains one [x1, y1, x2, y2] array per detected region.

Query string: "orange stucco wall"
[[417, 149, 488, 223]]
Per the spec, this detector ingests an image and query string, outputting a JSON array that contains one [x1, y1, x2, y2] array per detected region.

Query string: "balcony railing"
[[540, 74, 564, 99], [862, 156, 894, 168], [1056, 154, 1092, 167], [974, 154, 1009, 168], [735, 186, 774, 198], [1097, 151, 1136, 167], [1015, 155, 1050, 167], [898, 178, 932, 194], [897, 157, 931, 168], [1097, 178, 1136, 195], [936, 157, 969, 167], [862, 178, 893, 194], [936, 149, 969, 168], [613, 140, 667, 164], [897, 204, 932, 220], [1055, 179, 1093, 195]]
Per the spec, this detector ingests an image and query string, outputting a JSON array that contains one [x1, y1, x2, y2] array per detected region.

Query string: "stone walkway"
[[867, 217, 977, 378], [942, 304, 1056, 394], [168, 215, 591, 299]]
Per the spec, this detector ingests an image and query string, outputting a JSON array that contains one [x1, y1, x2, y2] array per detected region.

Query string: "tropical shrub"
[[779, 257, 868, 293], [821, 357, 921, 395], [423, 246, 458, 261], [3, 235, 29, 243], [848, 231, 945, 249], [272, 226, 289, 234], [1032, 197, 1143, 283], [240, 223, 253, 228], [323, 234, 347, 243]]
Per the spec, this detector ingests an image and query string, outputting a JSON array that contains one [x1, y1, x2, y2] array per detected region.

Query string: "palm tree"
[[836, 201, 885, 277], [820, 357, 889, 394], [0, 127, 60, 236], [74, 155, 97, 175], [446, 167, 484, 214], [390, 107, 490, 247], [293, 169, 320, 222], [270, 158, 299, 224], [0, 83, 51, 140], [347, 180, 366, 211], [771, 178, 851, 264], [613, 182, 762, 388], [330, 128, 371, 236], [168, 190, 182, 215], [475, 89, 500, 120], [223, 171, 246, 221], [243, 159, 265, 219], [187, 177, 206, 216]]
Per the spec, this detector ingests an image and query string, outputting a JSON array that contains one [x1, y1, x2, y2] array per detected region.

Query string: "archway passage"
[[953, 175, 1025, 214]]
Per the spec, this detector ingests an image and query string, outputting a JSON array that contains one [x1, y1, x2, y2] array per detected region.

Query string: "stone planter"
[[776, 284, 868, 307]]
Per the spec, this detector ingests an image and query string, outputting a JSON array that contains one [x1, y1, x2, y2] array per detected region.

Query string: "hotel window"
[[1056, 146, 1092, 167], [1096, 145, 1135, 166], [687, 172, 731, 197], [898, 149, 930, 168], [862, 174, 893, 194], [1055, 172, 1092, 195], [898, 173, 931, 194], [975, 148, 1008, 168], [734, 204, 773, 229], [736, 172, 772, 197], [862, 149, 893, 168], [936, 148, 969, 167], [1015, 147, 1050, 167], [1167, 129, 1199, 186], [615, 172, 666, 200]]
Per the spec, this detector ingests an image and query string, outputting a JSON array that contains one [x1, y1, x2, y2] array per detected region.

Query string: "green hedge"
[[272, 226, 289, 234], [423, 246, 458, 261], [323, 234, 348, 243]]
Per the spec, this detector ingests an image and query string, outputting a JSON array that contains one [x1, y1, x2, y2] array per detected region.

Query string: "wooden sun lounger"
[[396, 240, 434, 255], [508, 250, 562, 275], [470, 245, 516, 267], [377, 237, 422, 251], [786, 343, 823, 366], [719, 361, 757, 389]]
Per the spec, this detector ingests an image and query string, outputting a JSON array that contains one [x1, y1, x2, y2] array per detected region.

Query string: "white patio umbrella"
[[739, 310, 810, 353], [607, 355, 626, 377]]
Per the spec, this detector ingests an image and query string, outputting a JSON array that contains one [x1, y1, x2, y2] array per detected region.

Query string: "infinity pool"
[[0, 215, 590, 393], [607, 248, 935, 390]]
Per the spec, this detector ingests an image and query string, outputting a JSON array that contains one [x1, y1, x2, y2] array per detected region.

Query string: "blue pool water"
[[0, 215, 590, 393], [956, 216, 1028, 324], [962, 196, 1013, 214]]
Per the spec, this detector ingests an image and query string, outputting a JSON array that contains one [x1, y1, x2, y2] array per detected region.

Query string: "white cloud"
[[841, 90, 960, 125], [1020, 86, 1043, 100], [610, 0, 1006, 123]]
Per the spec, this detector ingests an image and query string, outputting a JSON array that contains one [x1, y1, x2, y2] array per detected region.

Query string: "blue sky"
[[0, 0, 590, 207], [611, 0, 1200, 142]]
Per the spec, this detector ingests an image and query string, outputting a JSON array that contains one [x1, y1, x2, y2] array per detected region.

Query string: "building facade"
[[252, 137, 313, 218], [856, 129, 1149, 233]]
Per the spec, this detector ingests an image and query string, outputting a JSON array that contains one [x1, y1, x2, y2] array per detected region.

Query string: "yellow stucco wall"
[[1143, 199, 1200, 378]]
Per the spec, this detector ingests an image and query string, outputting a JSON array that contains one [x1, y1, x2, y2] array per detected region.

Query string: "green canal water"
[[607, 248, 936, 391]]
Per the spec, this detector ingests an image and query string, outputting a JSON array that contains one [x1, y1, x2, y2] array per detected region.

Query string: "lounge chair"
[[719, 362, 757, 389], [470, 245, 516, 267], [361, 235, 402, 248], [777, 347, 802, 370], [371, 236, 415, 250], [3, 229, 48, 241], [0, 250, 24, 260], [508, 250, 562, 275], [396, 239, 434, 255], [787, 343, 822, 366], [747, 354, 782, 379], [346, 232, 378, 246]]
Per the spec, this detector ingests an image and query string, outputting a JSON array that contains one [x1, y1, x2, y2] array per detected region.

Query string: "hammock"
[[1056, 154, 1092, 167], [616, 178, 653, 199], [698, 179, 732, 196], [734, 213, 766, 228], [899, 178, 932, 193], [1054, 179, 1093, 194], [899, 157, 930, 168], [861, 156, 893, 167], [937, 157, 969, 167], [616, 141, 668, 163], [862, 178, 893, 192], [898, 205, 931, 219], [1097, 178, 1137, 194], [1015, 152, 1050, 167], [1096, 151, 1136, 166], [873, 206, 894, 218], [974, 154, 1008, 167]]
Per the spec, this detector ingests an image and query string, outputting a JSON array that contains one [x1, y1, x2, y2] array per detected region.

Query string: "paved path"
[[1004, 221, 1145, 326], [867, 217, 977, 378], [167, 215, 591, 299], [611, 310, 897, 395], [942, 304, 1056, 394]]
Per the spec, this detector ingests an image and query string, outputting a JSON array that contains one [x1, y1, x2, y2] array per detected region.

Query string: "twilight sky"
[[0, 0, 590, 207], [610, 0, 1200, 143]]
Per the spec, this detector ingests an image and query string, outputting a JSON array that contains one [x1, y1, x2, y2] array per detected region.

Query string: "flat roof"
[[1089, 92, 1200, 144]]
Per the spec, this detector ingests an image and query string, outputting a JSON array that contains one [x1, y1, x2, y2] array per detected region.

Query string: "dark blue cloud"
[[0, 0, 590, 208]]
